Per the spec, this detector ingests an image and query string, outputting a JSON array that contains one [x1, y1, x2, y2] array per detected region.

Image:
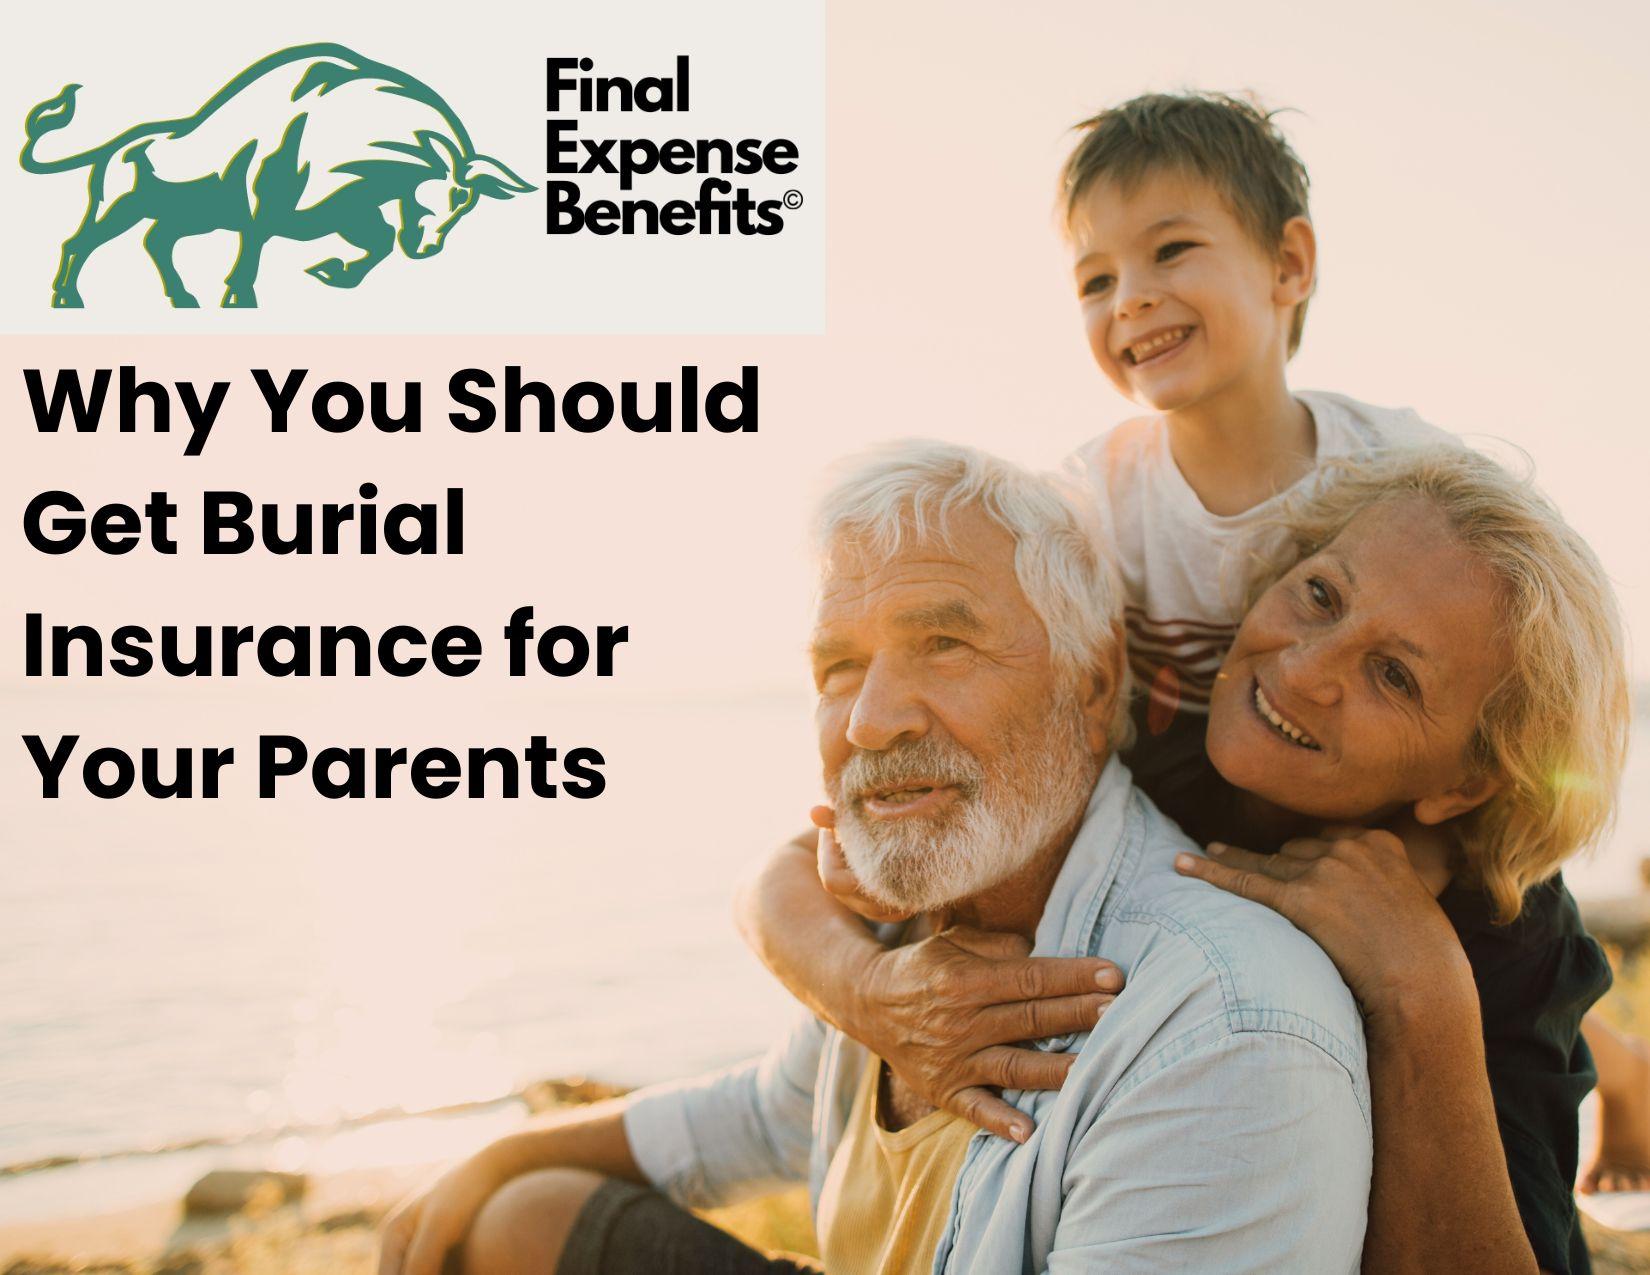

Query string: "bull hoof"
[[51, 290, 84, 309], [170, 292, 201, 309], [305, 258, 351, 288], [221, 288, 257, 309]]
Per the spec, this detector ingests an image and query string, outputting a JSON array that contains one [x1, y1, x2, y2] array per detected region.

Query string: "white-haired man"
[[379, 441, 1372, 1275]]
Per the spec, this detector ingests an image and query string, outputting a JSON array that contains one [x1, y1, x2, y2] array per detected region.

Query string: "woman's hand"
[[1173, 828, 1474, 1023], [760, 808, 1123, 1142], [812, 806, 912, 924], [855, 921, 1123, 1142]]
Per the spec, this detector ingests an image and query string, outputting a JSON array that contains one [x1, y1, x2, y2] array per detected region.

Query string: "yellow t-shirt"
[[817, 1055, 976, 1274]]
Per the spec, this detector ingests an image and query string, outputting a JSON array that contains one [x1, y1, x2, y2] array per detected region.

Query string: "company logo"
[[545, 57, 802, 237], [19, 42, 535, 308]]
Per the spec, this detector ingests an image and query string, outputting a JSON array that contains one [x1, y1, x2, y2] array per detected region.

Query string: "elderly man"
[[379, 442, 1372, 1275]]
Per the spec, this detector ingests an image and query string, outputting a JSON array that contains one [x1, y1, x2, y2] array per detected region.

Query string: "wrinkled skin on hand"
[[813, 806, 1123, 1141]]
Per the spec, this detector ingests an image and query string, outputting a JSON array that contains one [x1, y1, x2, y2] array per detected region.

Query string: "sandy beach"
[[10, 1147, 1650, 1275], [0, 1156, 817, 1275], [8, 1065, 1650, 1275], [0, 1162, 417, 1274], [0, 1078, 817, 1275], [15, 939, 1650, 1275]]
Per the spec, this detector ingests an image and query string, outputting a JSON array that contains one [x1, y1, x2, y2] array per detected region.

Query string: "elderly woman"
[[740, 445, 1630, 1274]]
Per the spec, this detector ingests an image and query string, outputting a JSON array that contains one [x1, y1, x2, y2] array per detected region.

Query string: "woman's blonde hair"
[[1263, 446, 1630, 923]]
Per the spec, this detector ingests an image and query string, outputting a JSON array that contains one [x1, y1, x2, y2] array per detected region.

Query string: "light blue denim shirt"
[[625, 756, 1372, 1272]]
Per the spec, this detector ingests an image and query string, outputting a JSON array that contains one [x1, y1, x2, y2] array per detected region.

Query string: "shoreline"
[[0, 1161, 419, 1271], [0, 1158, 817, 1275], [0, 1079, 627, 1272]]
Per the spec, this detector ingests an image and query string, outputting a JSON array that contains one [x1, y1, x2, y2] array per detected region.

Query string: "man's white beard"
[[830, 696, 1099, 915]]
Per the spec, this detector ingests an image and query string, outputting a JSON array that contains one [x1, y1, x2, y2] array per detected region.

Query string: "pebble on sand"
[[182, 1170, 307, 1216]]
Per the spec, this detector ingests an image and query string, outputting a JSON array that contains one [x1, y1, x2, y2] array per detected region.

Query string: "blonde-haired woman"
[[741, 446, 1630, 1274], [1176, 446, 1627, 1274]]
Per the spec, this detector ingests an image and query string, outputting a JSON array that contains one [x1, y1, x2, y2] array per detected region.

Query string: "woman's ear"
[[1081, 624, 1129, 756], [1412, 772, 1502, 826], [1273, 215, 1316, 308]]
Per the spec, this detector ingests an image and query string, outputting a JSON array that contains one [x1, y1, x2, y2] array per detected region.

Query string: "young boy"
[[739, 93, 1612, 1273], [1059, 93, 1445, 831]]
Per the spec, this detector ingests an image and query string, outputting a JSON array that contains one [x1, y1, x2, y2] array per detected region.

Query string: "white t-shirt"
[[1070, 390, 1449, 731]]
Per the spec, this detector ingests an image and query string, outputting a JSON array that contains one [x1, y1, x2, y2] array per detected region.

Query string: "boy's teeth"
[[1253, 684, 1319, 749], [1129, 327, 1189, 362]]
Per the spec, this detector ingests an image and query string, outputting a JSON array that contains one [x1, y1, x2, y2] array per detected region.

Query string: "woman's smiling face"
[[1205, 496, 1510, 827]]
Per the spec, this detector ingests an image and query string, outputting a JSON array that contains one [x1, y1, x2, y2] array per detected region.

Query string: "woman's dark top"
[[1124, 705, 1611, 1273], [1441, 876, 1610, 1274]]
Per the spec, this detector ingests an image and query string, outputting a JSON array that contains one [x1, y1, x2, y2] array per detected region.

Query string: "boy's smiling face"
[[1069, 170, 1312, 415]]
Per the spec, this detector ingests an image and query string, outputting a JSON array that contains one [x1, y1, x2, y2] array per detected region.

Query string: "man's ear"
[[1412, 772, 1502, 827], [1080, 626, 1129, 756], [1272, 215, 1316, 308]]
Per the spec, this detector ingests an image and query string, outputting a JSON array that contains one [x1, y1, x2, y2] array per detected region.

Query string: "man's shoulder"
[[1107, 792, 1366, 1064]]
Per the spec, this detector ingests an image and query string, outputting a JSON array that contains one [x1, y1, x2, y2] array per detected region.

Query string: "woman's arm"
[[1360, 956, 1542, 1274], [1175, 832, 1544, 1275], [734, 825, 1122, 1142]]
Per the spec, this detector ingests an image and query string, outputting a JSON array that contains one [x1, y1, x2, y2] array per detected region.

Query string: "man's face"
[[1069, 169, 1304, 414], [811, 507, 1105, 912]]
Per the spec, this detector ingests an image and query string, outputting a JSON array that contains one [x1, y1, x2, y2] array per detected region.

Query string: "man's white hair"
[[815, 439, 1131, 747]]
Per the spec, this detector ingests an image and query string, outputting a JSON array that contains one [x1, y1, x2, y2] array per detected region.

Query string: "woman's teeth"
[[1253, 683, 1320, 750], [1125, 326, 1191, 365]]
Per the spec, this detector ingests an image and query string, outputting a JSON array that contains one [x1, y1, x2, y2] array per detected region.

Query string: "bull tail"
[[20, 84, 104, 174]]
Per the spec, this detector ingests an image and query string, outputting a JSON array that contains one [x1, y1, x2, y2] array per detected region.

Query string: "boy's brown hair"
[[1061, 92, 1314, 355]]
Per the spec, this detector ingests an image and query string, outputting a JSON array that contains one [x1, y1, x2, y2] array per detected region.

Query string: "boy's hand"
[[811, 805, 913, 924]]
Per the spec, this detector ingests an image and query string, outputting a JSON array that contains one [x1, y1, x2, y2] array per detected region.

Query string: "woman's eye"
[[1079, 274, 1114, 297], [1378, 660, 1416, 699], [1156, 240, 1196, 262]]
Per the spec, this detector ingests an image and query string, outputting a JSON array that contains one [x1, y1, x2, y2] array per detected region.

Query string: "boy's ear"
[[1273, 215, 1316, 308], [1412, 772, 1502, 827], [1080, 623, 1129, 756]]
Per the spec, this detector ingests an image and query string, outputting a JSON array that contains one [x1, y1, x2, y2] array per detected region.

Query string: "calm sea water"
[[2, 696, 1646, 1224]]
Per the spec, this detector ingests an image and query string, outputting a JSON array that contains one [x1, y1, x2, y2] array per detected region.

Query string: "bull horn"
[[426, 131, 466, 179], [459, 154, 537, 199]]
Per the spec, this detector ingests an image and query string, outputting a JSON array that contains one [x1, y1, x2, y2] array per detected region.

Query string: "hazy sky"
[[813, 0, 1650, 681]]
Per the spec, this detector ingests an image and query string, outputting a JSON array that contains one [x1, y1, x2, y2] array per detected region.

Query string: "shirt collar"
[[1030, 753, 1134, 960]]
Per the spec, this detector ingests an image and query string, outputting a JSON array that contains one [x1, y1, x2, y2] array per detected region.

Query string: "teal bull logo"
[[20, 42, 535, 307]]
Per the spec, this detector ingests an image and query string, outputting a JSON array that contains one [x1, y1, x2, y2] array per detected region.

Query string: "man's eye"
[[1305, 577, 1334, 609], [1156, 240, 1197, 262], [931, 636, 965, 653], [1079, 273, 1114, 297], [818, 661, 856, 686]]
